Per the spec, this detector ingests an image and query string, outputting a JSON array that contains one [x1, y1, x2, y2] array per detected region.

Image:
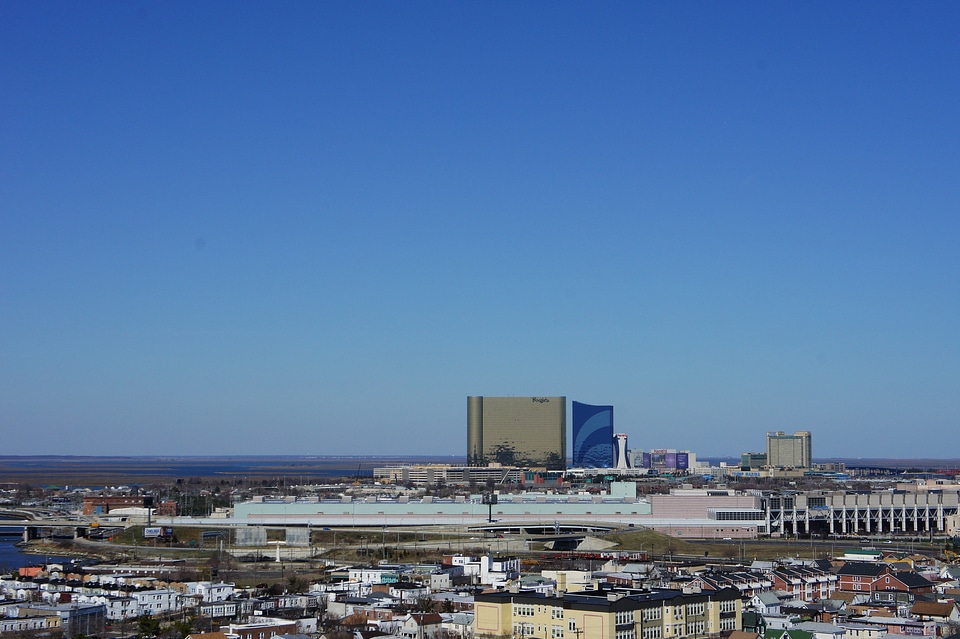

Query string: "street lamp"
[[268, 540, 286, 563]]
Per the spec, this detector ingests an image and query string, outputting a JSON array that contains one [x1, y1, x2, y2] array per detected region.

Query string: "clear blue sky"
[[2, 3, 958, 459]]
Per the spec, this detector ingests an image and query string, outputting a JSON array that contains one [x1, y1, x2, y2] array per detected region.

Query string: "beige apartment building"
[[475, 586, 742, 639]]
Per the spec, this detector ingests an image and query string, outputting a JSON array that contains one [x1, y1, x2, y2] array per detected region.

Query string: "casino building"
[[467, 396, 566, 470], [767, 431, 812, 469], [571, 401, 614, 468]]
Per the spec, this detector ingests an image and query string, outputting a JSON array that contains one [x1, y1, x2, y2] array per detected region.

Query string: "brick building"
[[82, 496, 176, 516]]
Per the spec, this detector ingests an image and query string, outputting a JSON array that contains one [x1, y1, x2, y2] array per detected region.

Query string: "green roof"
[[766, 630, 813, 639], [742, 612, 766, 628]]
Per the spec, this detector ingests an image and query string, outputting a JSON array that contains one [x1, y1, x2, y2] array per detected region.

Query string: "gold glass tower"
[[467, 396, 566, 470]]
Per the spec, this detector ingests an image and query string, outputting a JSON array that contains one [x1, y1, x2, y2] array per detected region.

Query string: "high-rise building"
[[571, 401, 614, 468], [766, 431, 812, 469], [614, 434, 629, 470], [740, 452, 768, 470], [467, 396, 566, 470]]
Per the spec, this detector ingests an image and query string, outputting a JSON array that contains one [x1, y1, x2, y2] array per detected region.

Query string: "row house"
[[8, 602, 106, 637], [804, 615, 956, 639], [82, 564, 179, 580], [131, 588, 181, 615], [748, 592, 781, 616], [255, 616, 316, 635], [327, 597, 402, 623], [0, 614, 61, 632], [15, 567, 46, 580], [310, 579, 368, 598], [255, 594, 314, 612], [844, 615, 938, 636], [349, 568, 400, 584], [36, 588, 74, 606], [398, 612, 445, 639], [837, 563, 891, 593], [6, 584, 40, 601], [866, 593, 913, 613], [890, 572, 938, 596], [222, 619, 299, 639], [840, 623, 889, 639], [0, 576, 38, 593], [251, 597, 277, 614], [837, 562, 936, 596], [178, 581, 236, 602], [909, 601, 960, 624], [767, 566, 838, 602], [440, 612, 474, 639], [690, 571, 772, 598], [56, 589, 179, 620], [86, 573, 163, 589], [226, 595, 315, 618], [475, 586, 743, 639], [374, 582, 431, 606], [334, 611, 395, 635], [32, 580, 72, 599], [73, 593, 140, 620], [198, 600, 238, 619], [360, 604, 403, 622], [430, 591, 476, 612]]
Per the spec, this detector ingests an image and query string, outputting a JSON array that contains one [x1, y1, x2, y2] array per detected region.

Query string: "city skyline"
[[2, 4, 958, 458]]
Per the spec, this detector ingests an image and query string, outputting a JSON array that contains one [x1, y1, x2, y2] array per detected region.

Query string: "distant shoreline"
[[4, 454, 959, 463], [0, 455, 463, 486], [0, 454, 958, 488]]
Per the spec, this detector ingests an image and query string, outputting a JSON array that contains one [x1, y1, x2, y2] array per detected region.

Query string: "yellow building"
[[474, 586, 742, 639]]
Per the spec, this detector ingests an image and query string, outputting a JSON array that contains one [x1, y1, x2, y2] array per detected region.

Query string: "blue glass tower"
[[571, 401, 614, 468]]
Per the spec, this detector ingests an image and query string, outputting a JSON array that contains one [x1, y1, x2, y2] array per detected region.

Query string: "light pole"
[[268, 540, 287, 563]]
